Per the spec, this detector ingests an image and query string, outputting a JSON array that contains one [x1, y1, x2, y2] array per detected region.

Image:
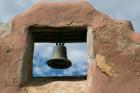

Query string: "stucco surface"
[[0, 0, 140, 93]]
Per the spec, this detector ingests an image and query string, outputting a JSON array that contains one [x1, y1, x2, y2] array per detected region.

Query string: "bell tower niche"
[[0, 0, 140, 93]]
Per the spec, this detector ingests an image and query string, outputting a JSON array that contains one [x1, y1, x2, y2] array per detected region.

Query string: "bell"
[[47, 43, 72, 69]]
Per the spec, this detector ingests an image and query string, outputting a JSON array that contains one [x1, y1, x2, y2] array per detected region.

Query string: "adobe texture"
[[0, 0, 140, 93]]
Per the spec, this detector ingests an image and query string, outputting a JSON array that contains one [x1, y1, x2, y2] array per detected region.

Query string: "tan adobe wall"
[[0, 0, 140, 93]]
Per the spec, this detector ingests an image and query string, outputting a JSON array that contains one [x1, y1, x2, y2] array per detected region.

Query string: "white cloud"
[[62, 62, 87, 76], [33, 43, 87, 77], [66, 43, 87, 63], [34, 43, 55, 59], [33, 66, 45, 76]]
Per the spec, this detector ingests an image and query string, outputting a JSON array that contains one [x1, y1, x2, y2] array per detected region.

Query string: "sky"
[[0, 0, 140, 32], [33, 43, 87, 77], [0, 0, 140, 77]]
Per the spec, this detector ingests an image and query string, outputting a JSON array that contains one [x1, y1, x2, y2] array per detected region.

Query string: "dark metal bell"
[[47, 45, 72, 69]]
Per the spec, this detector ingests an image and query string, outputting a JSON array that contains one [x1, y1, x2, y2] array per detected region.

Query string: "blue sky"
[[0, 0, 140, 77], [0, 0, 140, 32], [33, 43, 87, 77]]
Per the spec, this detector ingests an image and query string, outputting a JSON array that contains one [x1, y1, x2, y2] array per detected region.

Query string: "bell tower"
[[0, 0, 140, 93]]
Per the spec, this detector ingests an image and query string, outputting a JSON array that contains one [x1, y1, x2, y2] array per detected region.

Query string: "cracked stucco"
[[96, 54, 118, 78]]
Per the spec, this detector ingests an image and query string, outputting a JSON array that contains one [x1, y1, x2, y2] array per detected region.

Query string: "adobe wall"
[[0, 0, 140, 93]]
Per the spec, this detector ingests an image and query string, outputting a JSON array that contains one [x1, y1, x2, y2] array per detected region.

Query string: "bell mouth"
[[47, 58, 72, 69]]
